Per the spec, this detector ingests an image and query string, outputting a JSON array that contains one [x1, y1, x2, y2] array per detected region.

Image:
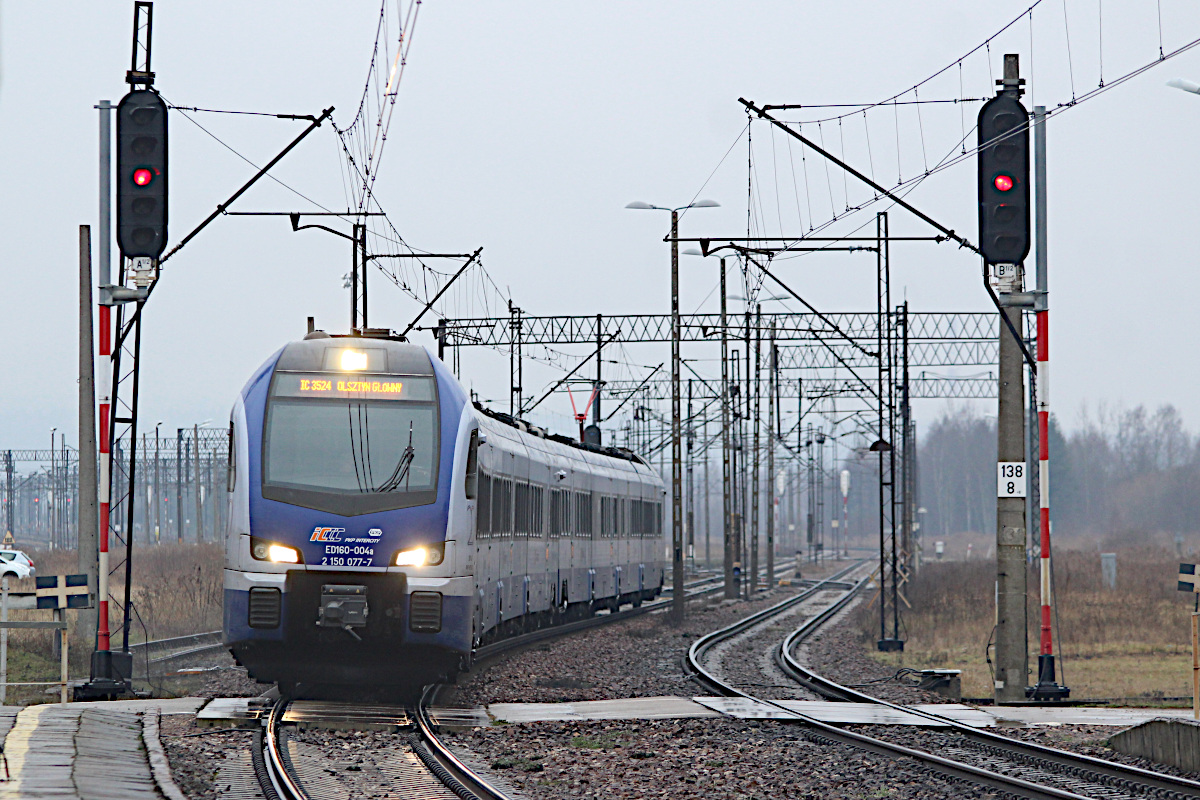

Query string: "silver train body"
[[224, 335, 666, 695]]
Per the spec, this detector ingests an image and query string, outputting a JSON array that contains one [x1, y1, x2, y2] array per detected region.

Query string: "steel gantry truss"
[[427, 282, 1036, 629]]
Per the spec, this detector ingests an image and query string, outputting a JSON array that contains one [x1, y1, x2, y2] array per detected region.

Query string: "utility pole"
[[175, 429, 183, 542], [78, 225, 99, 643], [899, 302, 913, 580], [742, 307, 751, 591], [703, 414, 711, 569], [154, 427, 160, 543], [193, 425, 202, 542], [720, 260, 736, 599], [686, 379, 695, 567], [766, 319, 776, 586], [508, 301, 523, 419], [594, 314, 603, 442], [750, 305, 761, 593], [670, 209, 684, 623], [988, 54, 1031, 704]]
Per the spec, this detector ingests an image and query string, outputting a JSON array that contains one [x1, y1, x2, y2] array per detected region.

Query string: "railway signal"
[[116, 89, 168, 259], [976, 90, 1029, 266]]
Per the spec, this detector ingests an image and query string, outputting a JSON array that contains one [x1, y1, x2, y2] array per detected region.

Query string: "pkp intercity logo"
[[310, 527, 346, 543]]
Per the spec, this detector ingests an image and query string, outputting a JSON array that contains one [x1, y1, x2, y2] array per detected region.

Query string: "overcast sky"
[[3, 1, 1200, 455]]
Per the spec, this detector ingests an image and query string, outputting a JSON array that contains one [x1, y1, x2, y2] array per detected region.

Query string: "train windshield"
[[263, 374, 439, 497]]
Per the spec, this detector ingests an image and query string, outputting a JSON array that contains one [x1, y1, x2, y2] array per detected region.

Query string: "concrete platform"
[[192, 694, 1197, 729], [489, 696, 719, 723], [0, 703, 178, 799], [988, 706, 1200, 727], [694, 698, 993, 727], [1108, 717, 1200, 772]]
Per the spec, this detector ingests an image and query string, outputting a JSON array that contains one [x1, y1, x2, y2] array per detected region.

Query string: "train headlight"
[[340, 349, 368, 370], [394, 543, 444, 567], [394, 547, 427, 567], [250, 537, 302, 564], [267, 544, 300, 564]]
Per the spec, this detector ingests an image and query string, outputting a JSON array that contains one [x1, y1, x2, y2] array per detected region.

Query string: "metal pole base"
[[877, 638, 905, 652], [74, 649, 137, 701], [1026, 654, 1070, 701]]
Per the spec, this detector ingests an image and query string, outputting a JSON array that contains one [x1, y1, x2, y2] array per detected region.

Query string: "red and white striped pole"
[[1036, 309, 1052, 666], [1032, 104, 1065, 697], [97, 303, 111, 653]]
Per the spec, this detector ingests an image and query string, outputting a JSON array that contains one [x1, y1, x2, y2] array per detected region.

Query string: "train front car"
[[224, 333, 475, 698]]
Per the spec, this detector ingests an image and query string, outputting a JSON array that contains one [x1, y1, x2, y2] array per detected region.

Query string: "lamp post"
[[625, 199, 719, 623]]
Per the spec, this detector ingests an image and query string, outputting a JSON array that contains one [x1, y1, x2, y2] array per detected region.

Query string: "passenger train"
[[223, 330, 666, 697]]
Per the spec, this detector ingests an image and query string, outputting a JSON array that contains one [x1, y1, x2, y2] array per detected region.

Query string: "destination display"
[[272, 372, 434, 401]]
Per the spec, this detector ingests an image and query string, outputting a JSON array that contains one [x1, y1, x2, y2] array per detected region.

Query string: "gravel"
[[159, 714, 258, 798], [157, 558, 1198, 799], [799, 599, 951, 705], [702, 589, 839, 702], [448, 578, 835, 707], [1002, 724, 1200, 782], [441, 717, 1003, 800]]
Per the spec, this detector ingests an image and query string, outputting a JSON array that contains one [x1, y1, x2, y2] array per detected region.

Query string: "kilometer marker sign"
[[997, 462, 1026, 498]]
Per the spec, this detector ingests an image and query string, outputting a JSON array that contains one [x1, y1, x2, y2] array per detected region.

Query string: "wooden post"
[[1192, 611, 1198, 721], [57, 608, 68, 705]]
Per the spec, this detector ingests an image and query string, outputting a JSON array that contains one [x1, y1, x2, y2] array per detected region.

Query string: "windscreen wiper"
[[376, 423, 415, 493]]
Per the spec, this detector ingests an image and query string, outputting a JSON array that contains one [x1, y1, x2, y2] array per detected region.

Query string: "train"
[[223, 329, 667, 697]]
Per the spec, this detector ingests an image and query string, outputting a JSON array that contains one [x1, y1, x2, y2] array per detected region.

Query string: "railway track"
[[775, 591, 1200, 799], [247, 560, 814, 799], [255, 693, 511, 800], [688, 564, 1200, 800]]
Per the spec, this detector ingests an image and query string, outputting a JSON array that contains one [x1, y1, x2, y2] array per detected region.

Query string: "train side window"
[[477, 471, 491, 538], [464, 429, 479, 499], [226, 420, 236, 492], [533, 485, 545, 538], [502, 478, 513, 537]]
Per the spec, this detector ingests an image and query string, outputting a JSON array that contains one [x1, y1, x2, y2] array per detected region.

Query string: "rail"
[[685, 564, 1097, 800], [776, 600, 1200, 798]]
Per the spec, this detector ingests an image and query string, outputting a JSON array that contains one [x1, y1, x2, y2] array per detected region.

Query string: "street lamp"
[[625, 199, 720, 622], [1168, 78, 1200, 94]]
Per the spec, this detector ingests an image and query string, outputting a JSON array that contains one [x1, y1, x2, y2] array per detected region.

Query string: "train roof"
[[276, 333, 434, 375], [474, 403, 653, 470]]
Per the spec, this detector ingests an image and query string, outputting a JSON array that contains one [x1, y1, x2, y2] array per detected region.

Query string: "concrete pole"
[[78, 226, 99, 645], [154, 428, 160, 543], [670, 209, 684, 624], [686, 380, 694, 567], [750, 305, 761, 593], [703, 415, 711, 569], [766, 320, 776, 586], [720, 260, 736, 599], [176, 430, 183, 542], [994, 55, 1030, 705], [193, 425, 203, 542], [995, 292, 1029, 704]]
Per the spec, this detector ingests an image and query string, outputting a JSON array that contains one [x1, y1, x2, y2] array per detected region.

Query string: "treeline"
[[918, 404, 1199, 542]]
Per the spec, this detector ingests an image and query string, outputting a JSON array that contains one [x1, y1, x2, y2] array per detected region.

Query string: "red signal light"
[[132, 168, 154, 187], [994, 174, 1014, 192]]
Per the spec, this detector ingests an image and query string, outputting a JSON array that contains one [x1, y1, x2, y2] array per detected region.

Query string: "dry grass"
[[858, 546, 1197, 702], [0, 543, 223, 702]]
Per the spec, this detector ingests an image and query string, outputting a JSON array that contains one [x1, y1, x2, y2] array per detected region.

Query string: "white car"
[[0, 551, 35, 580]]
